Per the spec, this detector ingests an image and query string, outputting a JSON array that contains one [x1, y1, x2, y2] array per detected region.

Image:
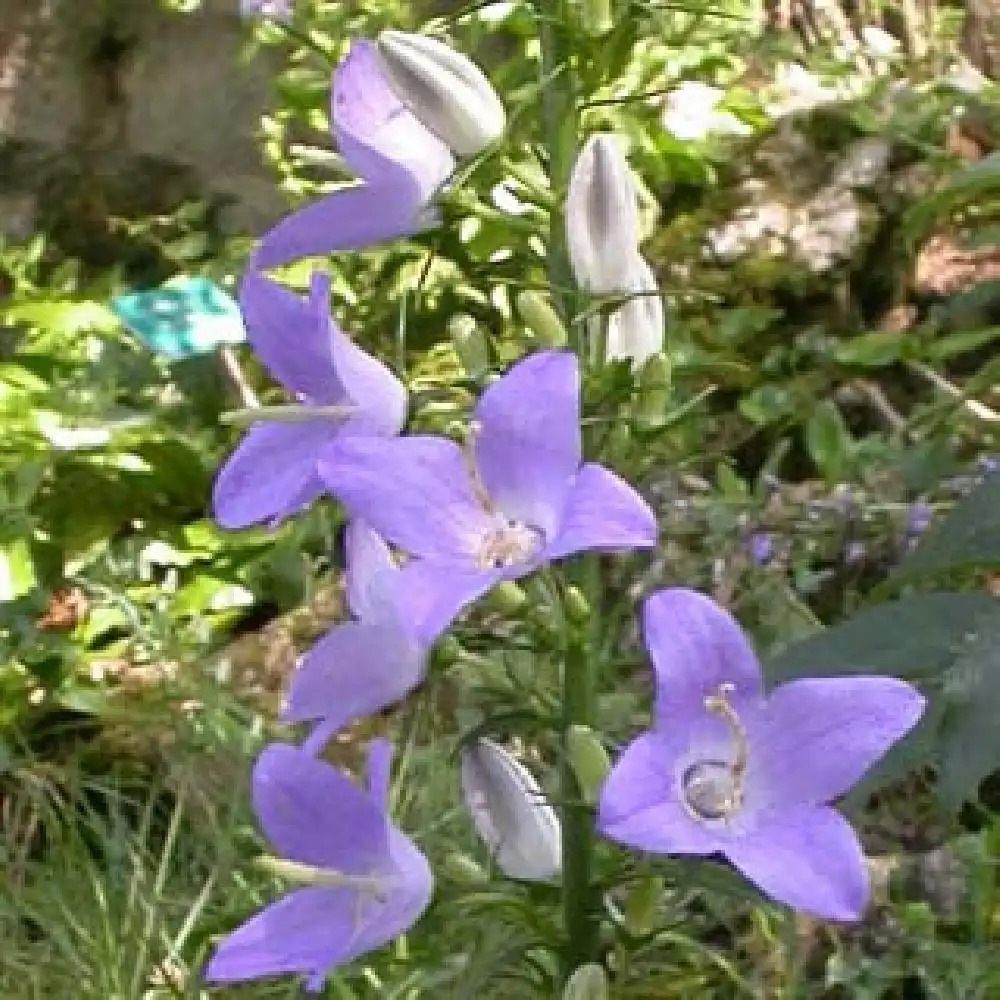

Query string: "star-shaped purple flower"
[[252, 39, 454, 270], [204, 739, 432, 991], [597, 588, 925, 921], [318, 350, 658, 640], [282, 520, 427, 741], [212, 269, 406, 529], [240, 0, 292, 20]]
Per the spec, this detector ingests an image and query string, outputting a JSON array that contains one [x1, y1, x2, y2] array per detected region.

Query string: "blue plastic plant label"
[[111, 275, 246, 361]]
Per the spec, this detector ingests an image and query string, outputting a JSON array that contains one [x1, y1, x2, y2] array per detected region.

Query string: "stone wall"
[[0, 0, 288, 243]]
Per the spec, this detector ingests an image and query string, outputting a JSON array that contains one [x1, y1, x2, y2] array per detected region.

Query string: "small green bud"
[[434, 635, 465, 667], [516, 290, 568, 348], [624, 874, 664, 936], [579, 0, 613, 36], [563, 584, 591, 626], [636, 351, 672, 428], [442, 852, 490, 886], [448, 313, 490, 378], [484, 580, 528, 615], [563, 963, 608, 1000], [566, 725, 611, 805]]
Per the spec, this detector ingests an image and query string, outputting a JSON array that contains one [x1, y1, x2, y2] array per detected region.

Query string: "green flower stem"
[[560, 554, 602, 979], [537, 0, 600, 978], [537, 0, 579, 333]]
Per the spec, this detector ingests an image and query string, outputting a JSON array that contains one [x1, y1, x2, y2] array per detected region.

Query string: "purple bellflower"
[[318, 350, 658, 639], [212, 269, 406, 529], [251, 39, 454, 270], [240, 0, 292, 20], [283, 521, 427, 743], [598, 588, 924, 921], [204, 739, 432, 991]]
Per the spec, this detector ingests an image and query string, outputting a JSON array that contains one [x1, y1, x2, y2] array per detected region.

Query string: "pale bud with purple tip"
[[565, 134, 664, 368], [376, 30, 506, 157], [460, 738, 562, 881]]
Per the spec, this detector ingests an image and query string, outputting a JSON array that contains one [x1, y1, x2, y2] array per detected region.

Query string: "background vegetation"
[[1, 0, 999, 995]]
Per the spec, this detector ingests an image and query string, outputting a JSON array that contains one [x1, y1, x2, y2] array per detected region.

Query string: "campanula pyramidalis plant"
[[317, 350, 658, 637], [206, 12, 942, 994], [204, 740, 432, 992], [282, 520, 427, 742], [598, 588, 925, 920], [212, 269, 406, 529]]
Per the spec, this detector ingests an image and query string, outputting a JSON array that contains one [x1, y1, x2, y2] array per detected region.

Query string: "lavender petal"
[[473, 350, 581, 537], [597, 731, 717, 856], [752, 676, 925, 808], [252, 743, 388, 872], [725, 805, 868, 920], [212, 421, 332, 529], [318, 435, 491, 562], [642, 588, 763, 728], [543, 462, 657, 560]]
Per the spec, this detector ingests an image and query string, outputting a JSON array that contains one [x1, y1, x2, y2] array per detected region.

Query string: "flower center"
[[477, 515, 544, 570], [681, 759, 739, 820], [462, 422, 544, 570], [681, 682, 749, 822]]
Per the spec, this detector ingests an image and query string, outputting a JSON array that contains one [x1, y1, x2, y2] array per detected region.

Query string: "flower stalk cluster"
[[206, 14, 926, 995]]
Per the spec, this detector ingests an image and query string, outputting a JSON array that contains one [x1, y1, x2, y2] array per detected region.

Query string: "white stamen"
[[477, 516, 544, 569], [680, 682, 749, 822]]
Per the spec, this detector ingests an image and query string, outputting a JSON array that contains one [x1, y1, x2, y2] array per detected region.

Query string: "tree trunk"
[[962, 0, 1000, 78]]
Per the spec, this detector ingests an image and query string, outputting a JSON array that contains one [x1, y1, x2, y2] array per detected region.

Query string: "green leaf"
[[2, 300, 117, 336], [763, 591, 999, 687], [936, 611, 1000, 807], [897, 474, 1000, 577], [926, 326, 1000, 361], [0, 537, 37, 602], [834, 331, 903, 367], [805, 400, 851, 483]]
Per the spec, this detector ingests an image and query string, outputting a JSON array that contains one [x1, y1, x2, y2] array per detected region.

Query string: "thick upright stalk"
[[560, 555, 601, 978], [537, 0, 597, 979], [538, 0, 579, 330]]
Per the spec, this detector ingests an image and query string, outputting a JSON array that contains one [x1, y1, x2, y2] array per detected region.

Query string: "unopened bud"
[[516, 290, 568, 347], [563, 584, 591, 625], [434, 634, 465, 667], [566, 725, 610, 804], [605, 257, 664, 370], [624, 874, 664, 936], [563, 963, 608, 1000], [442, 852, 490, 886], [566, 134, 640, 294], [636, 351, 671, 426], [484, 580, 528, 615], [580, 0, 613, 36], [376, 30, 505, 157], [448, 313, 489, 377], [460, 738, 562, 881]]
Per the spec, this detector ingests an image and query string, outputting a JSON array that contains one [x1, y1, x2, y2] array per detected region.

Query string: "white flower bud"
[[460, 738, 561, 881], [376, 30, 505, 157], [602, 254, 664, 369], [563, 964, 609, 1000], [565, 133, 640, 294]]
